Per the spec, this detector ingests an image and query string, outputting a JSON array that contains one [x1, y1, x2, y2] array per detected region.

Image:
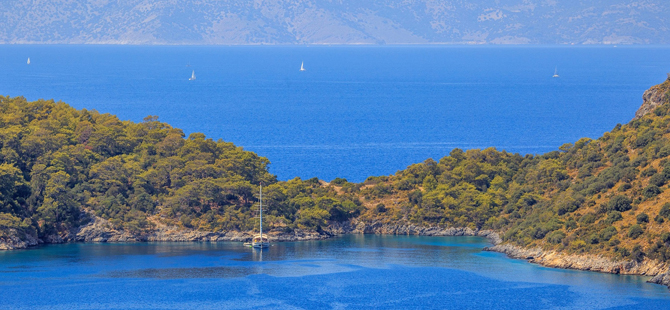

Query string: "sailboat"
[[244, 184, 270, 248], [189, 70, 196, 81], [553, 67, 559, 78], [300, 61, 305, 72], [27, 57, 30, 65]]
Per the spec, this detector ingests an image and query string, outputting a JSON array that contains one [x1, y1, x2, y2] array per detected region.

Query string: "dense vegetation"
[[350, 77, 670, 263], [0, 97, 362, 240], [2, 77, 670, 265]]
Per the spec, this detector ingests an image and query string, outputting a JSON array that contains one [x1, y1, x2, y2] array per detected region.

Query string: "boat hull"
[[252, 242, 270, 248]]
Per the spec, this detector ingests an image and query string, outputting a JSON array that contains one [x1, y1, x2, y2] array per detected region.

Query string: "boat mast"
[[259, 183, 263, 241]]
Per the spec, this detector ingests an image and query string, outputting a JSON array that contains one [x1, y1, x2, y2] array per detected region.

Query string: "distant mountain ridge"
[[1, 0, 669, 45]]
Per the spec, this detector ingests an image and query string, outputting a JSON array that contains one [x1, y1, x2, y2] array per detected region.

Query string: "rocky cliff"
[[650, 272, 670, 288], [485, 243, 667, 276], [633, 75, 670, 120], [485, 243, 670, 290], [0, 228, 38, 250], [348, 220, 502, 244]]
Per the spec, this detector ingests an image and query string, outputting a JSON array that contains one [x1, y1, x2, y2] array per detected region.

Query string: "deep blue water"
[[1, 45, 669, 182], [0, 235, 668, 309]]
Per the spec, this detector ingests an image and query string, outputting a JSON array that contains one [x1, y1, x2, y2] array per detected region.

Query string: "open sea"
[[1, 45, 670, 182], [1, 235, 669, 309]]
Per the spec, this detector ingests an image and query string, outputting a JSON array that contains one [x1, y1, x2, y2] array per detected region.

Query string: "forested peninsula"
[[2, 76, 670, 288]]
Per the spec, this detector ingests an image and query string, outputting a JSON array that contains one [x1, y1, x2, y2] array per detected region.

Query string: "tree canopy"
[[2, 77, 670, 264]]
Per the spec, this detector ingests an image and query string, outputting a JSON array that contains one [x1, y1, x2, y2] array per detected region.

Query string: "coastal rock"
[[348, 220, 501, 244], [60, 215, 502, 246], [633, 79, 670, 120], [485, 243, 669, 277], [0, 229, 38, 250], [72, 214, 137, 242], [649, 272, 670, 288], [43, 234, 65, 244]]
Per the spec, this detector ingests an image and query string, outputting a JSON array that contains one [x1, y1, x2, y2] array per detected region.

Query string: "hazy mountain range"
[[1, 0, 669, 45]]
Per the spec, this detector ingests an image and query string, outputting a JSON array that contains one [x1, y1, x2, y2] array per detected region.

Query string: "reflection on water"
[[0, 235, 668, 309]]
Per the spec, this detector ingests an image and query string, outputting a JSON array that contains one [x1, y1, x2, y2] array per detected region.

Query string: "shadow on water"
[[1, 235, 669, 309], [106, 266, 255, 279]]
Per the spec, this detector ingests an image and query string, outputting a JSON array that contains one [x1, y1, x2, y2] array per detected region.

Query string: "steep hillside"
[[348, 75, 670, 267], [0, 0, 668, 44]]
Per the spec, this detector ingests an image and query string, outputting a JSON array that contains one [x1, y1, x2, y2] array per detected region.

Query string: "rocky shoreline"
[[0, 228, 39, 250], [0, 217, 502, 250], [67, 217, 503, 246], [483, 243, 670, 289], [2, 216, 669, 290]]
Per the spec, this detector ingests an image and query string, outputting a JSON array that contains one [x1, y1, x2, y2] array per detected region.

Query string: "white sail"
[[27, 58, 30, 65], [553, 67, 559, 78], [300, 61, 305, 71], [189, 70, 196, 80]]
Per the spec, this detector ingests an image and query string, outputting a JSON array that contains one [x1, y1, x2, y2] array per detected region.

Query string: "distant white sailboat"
[[27, 57, 30, 65], [189, 70, 196, 81], [300, 61, 305, 72], [552, 67, 559, 78]]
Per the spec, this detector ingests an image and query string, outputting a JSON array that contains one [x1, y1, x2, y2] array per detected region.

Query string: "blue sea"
[[0, 235, 669, 309], [1, 45, 669, 182]]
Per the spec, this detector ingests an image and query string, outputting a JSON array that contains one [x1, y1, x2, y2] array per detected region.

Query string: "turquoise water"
[[1, 45, 669, 181], [0, 235, 668, 309]]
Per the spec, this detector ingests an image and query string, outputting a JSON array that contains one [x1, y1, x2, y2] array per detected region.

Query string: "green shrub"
[[604, 211, 623, 224], [649, 173, 667, 187], [606, 195, 632, 212], [632, 155, 647, 167], [631, 245, 645, 262], [330, 178, 348, 185], [565, 219, 578, 230], [634, 130, 657, 149], [570, 239, 587, 250], [0, 213, 26, 230], [661, 232, 670, 244], [586, 234, 600, 244], [643, 185, 661, 198], [600, 226, 618, 241], [546, 231, 566, 244], [579, 213, 598, 225], [641, 167, 658, 177], [660, 203, 670, 218], [618, 183, 632, 192], [659, 145, 670, 157], [628, 225, 644, 239], [636, 213, 649, 224], [617, 246, 631, 258]]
